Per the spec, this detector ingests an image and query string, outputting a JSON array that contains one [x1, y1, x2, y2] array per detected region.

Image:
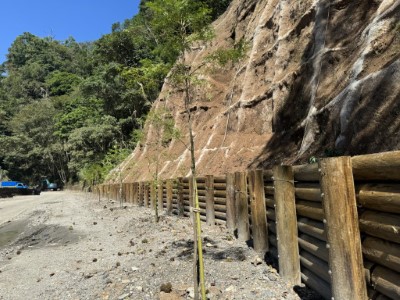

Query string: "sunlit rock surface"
[[114, 0, 400, 182]]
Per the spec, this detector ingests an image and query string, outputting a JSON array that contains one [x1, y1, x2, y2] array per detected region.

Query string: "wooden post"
[[166, 179, 173, 215], [248, 170, 268, 254], [158, 180, 164, 213], [138, 182, 143, 206], [319, 157, 367, 300], [273, 165, 301, 285], [205, 175, 215, 226], [226, 173, 236, 231], [235, 172, 250, 241], [177, 178, 184, 216], [150, 182, 156, 209], [133, 183, 138, 205], [144, 182, 149, 207]]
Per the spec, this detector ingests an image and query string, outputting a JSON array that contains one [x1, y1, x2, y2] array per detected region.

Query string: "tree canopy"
[[0, 0, 232, 185]]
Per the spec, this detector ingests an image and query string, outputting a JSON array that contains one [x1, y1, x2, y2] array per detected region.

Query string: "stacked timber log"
[[96, 150, 400, 300], [292, 164, 331, 299], [353, 152, 400, 300]]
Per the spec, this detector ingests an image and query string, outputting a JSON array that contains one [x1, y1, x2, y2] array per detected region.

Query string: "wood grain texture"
[[273, 165, 301, 285], [319, 157, 367, 300], [205, 175, 215, 226]]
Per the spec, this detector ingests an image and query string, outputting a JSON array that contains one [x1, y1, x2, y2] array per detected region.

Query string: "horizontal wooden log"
[[352, 151, 400, 181], [298, 233, 329, 262], [196, 177, 206, 184], [293, 163, 319, 182], [301, 268, 332, 300], [214, 204, 227, 213], [265, 197, 275, 208], [266, 208, 275, 221], [214, 190, 226, 197], [214, 197, 227, 205], [371, 265, 400, 299], [215, 219, 226, 225], [264, 183, 274, 195], [357, 184, 400, 214], [362, 236, 400, 273], [213, 177, 226, 183], [268, 222, 276, 234], [269, 234, 277, 248], [295, 183, 322, 202], [296, 200, 324, 221], [196, 183, 206, 190], [263, 169, 273, 181], [300, 250, 331, 283], [214, 211, 227, 220], [213, 183, 226, 190], [359, 210, 400, 244], [297, 217, 326, 242]]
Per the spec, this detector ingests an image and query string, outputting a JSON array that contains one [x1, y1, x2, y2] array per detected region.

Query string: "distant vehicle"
[[0, 181, 28, 189], [41, 179, 59, 191]]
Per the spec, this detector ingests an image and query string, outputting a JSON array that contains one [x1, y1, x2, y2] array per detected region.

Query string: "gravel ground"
[[0, 191, 319, 300]]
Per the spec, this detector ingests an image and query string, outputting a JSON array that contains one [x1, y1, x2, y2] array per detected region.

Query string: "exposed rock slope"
[[118, 0, 400, 182]]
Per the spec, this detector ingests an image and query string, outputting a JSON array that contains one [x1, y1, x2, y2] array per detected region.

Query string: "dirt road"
[[0, 191, 312, 300]]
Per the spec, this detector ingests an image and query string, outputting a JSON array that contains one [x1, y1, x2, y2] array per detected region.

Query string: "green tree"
[[146, 1, 214, 298]]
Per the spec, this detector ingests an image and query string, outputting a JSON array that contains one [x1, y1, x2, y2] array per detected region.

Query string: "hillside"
[[118, 0, 400, 182]]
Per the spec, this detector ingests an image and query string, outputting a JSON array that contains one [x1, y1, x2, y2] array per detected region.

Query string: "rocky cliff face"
[[118, 0, 400, 182]]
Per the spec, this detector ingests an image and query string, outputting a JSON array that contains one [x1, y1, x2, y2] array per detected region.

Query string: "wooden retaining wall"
[[96, 150, 400, 300]]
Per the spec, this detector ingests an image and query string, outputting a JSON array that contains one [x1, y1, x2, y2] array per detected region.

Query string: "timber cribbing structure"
[[97, 151, 400, 300]]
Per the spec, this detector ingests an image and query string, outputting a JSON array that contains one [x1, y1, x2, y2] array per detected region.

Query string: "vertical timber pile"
[[177, 177, 184, 216], [150, 182, 156, 210], [166, 179, 173, 214], [158, 181, 164, 214], [235, 172, 250, 241], [205, 175, 215, 226], [273, 165, 301, 285], [248, 170, 268, 253], [226, 173, 236, 231], [319, 157, 367, 300]]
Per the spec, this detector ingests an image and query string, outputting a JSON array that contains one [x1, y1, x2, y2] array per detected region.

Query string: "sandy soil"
[[0, 191, 319, 300]]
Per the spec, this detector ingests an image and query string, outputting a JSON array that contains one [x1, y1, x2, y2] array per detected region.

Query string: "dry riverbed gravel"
[[0, 191, 320, 300]]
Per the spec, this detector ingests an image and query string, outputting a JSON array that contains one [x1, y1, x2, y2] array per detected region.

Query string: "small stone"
[[118, 252, 122, 256], [206, 243, 213, 247], [225, 285, 236, 292], [116, 262, 121, 267], [136, 286, 143, 292], [49, 273, 55, 277], [106, 279, 113, 284], [131, 267, 139, 272], [142, 238, 148, 243], [268, 273, 278, 281], [84, 273, 94, 279], [251, 256, 263, 266], [36, 278, 41, 282], [118, 293, 130, 300], [93, 222, 97, 225], [160, 282, 172, 293], [129, 240, 135, 246], [121, 279, 130, 284], [92, 258, 98, 262], [16, 250, 21, 255], [69, 226, 73, 231], [187, 287, 195, 298]]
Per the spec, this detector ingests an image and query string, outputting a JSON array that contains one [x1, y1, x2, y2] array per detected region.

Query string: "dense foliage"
[[0, 0, 232, 185]]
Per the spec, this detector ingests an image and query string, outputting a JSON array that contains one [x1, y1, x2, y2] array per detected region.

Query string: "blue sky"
[[0, 0, 141, 64]]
